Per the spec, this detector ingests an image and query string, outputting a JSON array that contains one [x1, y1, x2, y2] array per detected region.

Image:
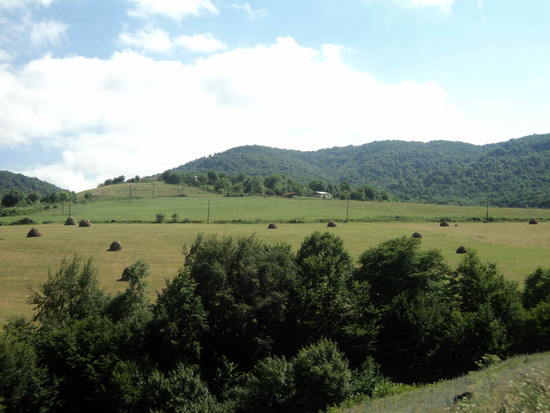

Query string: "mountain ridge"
[[0, 170, 63, 197], [174, 133, 550, 208]]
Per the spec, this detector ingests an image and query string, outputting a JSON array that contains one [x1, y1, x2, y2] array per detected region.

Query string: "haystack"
[[456, 246, 467, 254], [529, 219, 538, 225], [109, 240, 122, 251], [79, 219, 92, 227], [27, 227, 43, 237], [440, 220, 450, 227], [267, 223, 278, 229], [65, 217, 77, 226], [327, 221, 337, 228], [119, 266, 131, 282], [412, 232, 423, 238]]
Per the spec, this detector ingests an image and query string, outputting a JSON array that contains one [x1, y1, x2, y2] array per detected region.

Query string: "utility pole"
[[68, 202, 71, 217], [152, 182, 155, 199], [129, 186, 132, 203], [346, 196, 350, 222], [207, 200, 210, 224]]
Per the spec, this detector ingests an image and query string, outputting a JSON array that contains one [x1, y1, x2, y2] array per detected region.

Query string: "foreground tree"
[[293, 232, 378, 364], [182, 234, 298, 369], [28, 255, 108, 325]]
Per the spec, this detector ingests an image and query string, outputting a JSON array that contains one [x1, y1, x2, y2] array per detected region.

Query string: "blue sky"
[[0, 0, 548, 191]]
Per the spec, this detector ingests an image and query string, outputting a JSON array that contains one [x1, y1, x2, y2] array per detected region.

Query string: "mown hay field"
[[1, 220, 549, 321]]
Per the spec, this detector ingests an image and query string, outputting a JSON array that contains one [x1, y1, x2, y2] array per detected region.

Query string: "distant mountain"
[[0, 170, 63, 197], [175, 134, 550, 208]]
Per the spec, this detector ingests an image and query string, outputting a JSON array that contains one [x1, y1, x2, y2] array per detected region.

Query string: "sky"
[[0, 0, 549, 192]]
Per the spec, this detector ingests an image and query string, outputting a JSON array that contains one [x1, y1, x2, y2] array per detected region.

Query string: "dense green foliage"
[[174, 134, 550, 207], [2, 234, 550, 412], [160, 168, 390, 201], [0, 171, 62, 199]]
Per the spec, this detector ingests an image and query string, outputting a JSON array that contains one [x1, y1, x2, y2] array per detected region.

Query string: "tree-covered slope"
[[0, 170, 62, 197], [175, 134, 550, 207], [390, 134, 550, 207]]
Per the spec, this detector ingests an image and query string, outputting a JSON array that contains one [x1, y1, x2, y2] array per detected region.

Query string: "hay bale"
[[456, 246, 467, 254], [529, 219, 538, 225], [65, 217, 77, 226], [119, 266, 131, 282], [440, 220, 450, 227], [27, 227, 43, 237], [412, 232, 423, 238], [79, 219, 92, 227], [109, 240, 122, 251], [267, 223, 278, 229], [327, 221, 337, 227]]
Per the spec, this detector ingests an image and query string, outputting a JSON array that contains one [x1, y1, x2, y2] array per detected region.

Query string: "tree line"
[[1, 233, 550, 412], [1, 189, 77, 209], [161, 168, 390, 201]]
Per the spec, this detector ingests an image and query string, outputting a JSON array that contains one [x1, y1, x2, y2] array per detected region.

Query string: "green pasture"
[[2, 191, 550, 226], [1, 221, 549, 322]]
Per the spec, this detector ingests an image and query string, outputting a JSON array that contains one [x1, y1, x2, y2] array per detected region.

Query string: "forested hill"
[[176, 133, 550, 208], [0, 170, 62, 197]]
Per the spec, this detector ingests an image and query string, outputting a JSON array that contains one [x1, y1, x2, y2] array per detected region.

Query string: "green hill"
[[0, 170, 63, 197], [175, 134, 550, 208]]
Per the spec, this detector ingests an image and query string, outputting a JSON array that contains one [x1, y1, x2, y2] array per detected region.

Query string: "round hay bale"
[[327, 221, 337, 228], [529, 219, 538, 225], [27, 227, 43, 238], [412, 232, 423, 238], [456, 246, 467, 254], [79, 219, 92, 227], [65, 217, 77, 226], [267, 223, 278, 229], [440, 220, 450, 227], [109, 240, 122, 251]]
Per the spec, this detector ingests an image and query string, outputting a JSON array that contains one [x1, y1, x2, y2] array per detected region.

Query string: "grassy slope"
[[334, 352, 550, 413]]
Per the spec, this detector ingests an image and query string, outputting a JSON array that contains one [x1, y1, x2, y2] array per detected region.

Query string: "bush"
[[293, 339, 353, 412], [8, 217, 35, 225], [155, 213, 165, 223], [242, 356, 295, 412]]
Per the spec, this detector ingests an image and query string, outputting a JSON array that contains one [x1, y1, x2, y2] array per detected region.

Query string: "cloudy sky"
[[0, 0, 548, 191]]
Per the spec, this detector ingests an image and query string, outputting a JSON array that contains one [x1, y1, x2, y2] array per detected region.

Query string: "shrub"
[[293, 339, 353, 412], [155, 213, 165, 223]]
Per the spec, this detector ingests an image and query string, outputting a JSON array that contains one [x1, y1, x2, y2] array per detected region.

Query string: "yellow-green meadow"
[[1, 219, 549, 321]]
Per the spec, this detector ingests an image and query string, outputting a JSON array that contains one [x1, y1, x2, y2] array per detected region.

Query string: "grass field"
[[2, 187, 550, 226], [1, 219, 549, 321], [333, 351, 550, 412]]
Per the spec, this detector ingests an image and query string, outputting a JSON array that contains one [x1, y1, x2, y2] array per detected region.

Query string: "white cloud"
[[30, 20, 68, 47], [1, 38, 497, 191], [127, 0, 218, 20], [119, 28, 226, 54], [0, 0, 58, 10], [230, 3, 268, 21], [174, 33, 226, 53], [119, 28, 173, 53], [381, 0, 454, 13], [0, 50, 12, 62]]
